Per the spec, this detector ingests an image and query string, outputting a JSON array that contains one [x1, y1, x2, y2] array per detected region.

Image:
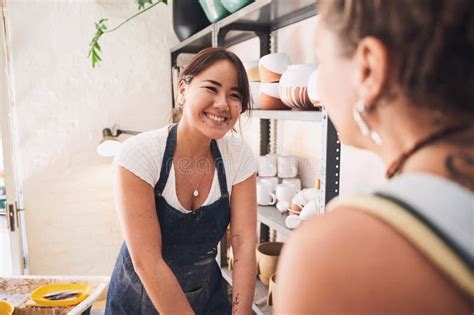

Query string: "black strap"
[[211, 139, 229, 197], [155, 124, 178, 195], [374, 192, 473, 269]]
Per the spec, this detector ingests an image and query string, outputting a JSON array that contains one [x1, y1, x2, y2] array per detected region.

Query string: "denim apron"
[[106, 124, 232, 315]]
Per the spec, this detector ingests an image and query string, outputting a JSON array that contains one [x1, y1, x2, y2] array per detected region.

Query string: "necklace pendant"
[[193, 189, 199, 197]]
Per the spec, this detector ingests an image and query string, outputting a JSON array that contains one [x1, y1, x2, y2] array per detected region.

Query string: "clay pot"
[[256, 242, 283, 285]]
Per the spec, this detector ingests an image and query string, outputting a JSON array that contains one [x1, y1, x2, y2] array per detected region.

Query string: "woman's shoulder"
[[276, 207, 471, 313], [116, 125, 169, 159], [112, 125, 171, 187], [217, 132, 253, 158]]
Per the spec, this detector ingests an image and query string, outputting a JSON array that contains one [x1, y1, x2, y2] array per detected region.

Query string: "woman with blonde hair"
[[276, 0, 473, 313]]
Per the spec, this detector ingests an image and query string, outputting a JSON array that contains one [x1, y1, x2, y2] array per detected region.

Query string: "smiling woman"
[[105, 48, 257, 315], [172, 48, 252, 125]]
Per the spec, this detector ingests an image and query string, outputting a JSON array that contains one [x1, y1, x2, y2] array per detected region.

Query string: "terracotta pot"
[[279, 64, 317, 109], [256, 242, 283, 285], [259, 53, 291, 83], [259, 83, 290, 110]]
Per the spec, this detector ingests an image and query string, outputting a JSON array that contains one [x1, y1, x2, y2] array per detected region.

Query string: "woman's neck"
[[370, 101, 473, 187], [175, 120, 212, 160]]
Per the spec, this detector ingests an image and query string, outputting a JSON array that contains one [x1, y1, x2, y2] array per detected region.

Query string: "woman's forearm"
[[231, 239, 257, 314], [135, 258, 194, 315]]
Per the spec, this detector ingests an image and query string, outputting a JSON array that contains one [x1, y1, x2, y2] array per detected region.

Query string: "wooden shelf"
[[221, 267, 272, 315]]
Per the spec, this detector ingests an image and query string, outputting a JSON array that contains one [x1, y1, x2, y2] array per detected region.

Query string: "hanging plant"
[[88, 0, 168, 68]]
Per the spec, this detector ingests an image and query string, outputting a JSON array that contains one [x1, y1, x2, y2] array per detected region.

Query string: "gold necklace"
[[184, 167, 205, 197]]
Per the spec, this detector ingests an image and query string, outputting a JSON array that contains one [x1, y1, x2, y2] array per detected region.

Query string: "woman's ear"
[[353, 36, 390, 110], [177, 79, 186, 105]]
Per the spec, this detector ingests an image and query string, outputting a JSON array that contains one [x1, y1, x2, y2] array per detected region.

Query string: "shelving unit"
[[170, 1, 340, 313]]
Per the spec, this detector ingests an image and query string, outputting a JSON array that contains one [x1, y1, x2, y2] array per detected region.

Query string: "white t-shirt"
[[113, 125, 257, 213]]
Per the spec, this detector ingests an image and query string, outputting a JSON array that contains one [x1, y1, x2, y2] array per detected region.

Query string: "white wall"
[[5, 0, 177, 275]]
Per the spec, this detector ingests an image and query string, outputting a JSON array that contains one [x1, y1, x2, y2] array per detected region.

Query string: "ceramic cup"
[[292, 190, 306, 206], [267, 273, 277, 306], [277, 156, 298, 178], [259, 83, 289, 110], [285, 214, 301, 229], [276, 200, 290, 213], [250, 82, 261, 109], [302, 188, 321, 204], [259, 53, 291, 83], [276, 183, 297, 204], [282, 178, 302, 191], [256, 242, 283, 285], [244, 60, 260, 82], [279, 64, 317, 109], [299, 199, 319, 221], [307, 67, 322, 107], [257, 181, 276, 206], [258, 155, 278, 177], [259, 177, 279, 192]]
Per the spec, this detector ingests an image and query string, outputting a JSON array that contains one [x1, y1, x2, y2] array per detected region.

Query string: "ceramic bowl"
[[307, 67, 322, 107], [0, 300, 14, 315], [220, 0, 253, 13], [259, 83, 289, 110], [279, 64, 317, 109], [259, 53, 291, 83], [243, 60, 260, 82], [250, 82, 261, 109], [199, 0, 230, 23]]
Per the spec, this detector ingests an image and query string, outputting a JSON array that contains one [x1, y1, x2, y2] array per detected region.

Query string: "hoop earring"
[[352, 99, 383, 145]]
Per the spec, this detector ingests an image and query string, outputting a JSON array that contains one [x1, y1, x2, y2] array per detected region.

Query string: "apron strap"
[[211, 139, 229, 198], [155, 124, 178, 195]]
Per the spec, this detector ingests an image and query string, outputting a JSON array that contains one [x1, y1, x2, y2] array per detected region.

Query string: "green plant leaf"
[[88, 0, 168, 68]]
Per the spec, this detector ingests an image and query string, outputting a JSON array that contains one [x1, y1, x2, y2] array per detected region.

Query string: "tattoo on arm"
[[232, 293, 240, 314]]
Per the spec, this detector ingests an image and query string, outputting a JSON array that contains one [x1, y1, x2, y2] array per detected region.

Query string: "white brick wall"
[[5, 0, 177, 275]]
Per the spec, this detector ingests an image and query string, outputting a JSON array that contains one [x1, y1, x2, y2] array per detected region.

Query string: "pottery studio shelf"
[[171, 24, 214, 54], [245, 109, 323, 122], [221, 267, 272, 315], [217, 0, 317, 48], [170, 0, 317, 55]]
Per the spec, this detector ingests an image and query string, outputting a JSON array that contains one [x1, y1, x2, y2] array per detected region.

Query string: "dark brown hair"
[[318, 0, 474, 115], [172, 47, 252, 122]]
